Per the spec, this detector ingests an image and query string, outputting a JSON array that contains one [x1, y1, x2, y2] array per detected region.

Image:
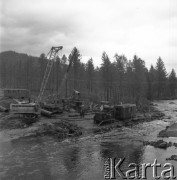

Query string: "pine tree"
[[101, 52, 113, 101], [86, 58, 94, 96], [125, 60, 134, 101], [168, 69, 177, 97], [155, 57, 167, 98], [132, 55, 147, 105], [39, 53, 47, 85], [61, 54, 67, 64], [147, 65, 157, 100], [68, 47, 81, 90], [113, 54, 127, 102]]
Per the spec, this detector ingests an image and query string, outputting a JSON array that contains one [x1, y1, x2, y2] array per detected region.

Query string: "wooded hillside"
[[0, 48, 176, 104]]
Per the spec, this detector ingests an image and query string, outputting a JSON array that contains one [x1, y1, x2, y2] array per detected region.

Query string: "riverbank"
[[1, 100, 177, 180], [159, 123, 177, 137], [0, 102, 166, 142], [0, 115, 83, 142]]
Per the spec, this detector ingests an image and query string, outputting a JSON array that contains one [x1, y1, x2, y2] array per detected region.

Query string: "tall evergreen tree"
[[39, 53, 47, 85], [113, 54, 127, 102], [155, 57, 167, 98], [132, 55, 147, 105], [69, 47, 81, 90], [101, 52, 113, 101], [168, 69, 177, 97], [86, 58, 94, 96], [147, 65, 157, 100], [61, 54, 67, 64]]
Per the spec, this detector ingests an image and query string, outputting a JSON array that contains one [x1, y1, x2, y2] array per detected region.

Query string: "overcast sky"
[[0, 0, 177, 72]]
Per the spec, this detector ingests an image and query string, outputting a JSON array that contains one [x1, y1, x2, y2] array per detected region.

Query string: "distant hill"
[[0, 51, 43, 90], [0, 50, 67, 96], [0, 51, 39, 64], [0, 50, 34, 58]]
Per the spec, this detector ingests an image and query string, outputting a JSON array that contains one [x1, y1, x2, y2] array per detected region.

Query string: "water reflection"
[[0, 135, 177, 180], [61, 146, 81, 180], [0, 137, 54, 180], [100, 141, 144, 162], [100, 141, 144, 178]]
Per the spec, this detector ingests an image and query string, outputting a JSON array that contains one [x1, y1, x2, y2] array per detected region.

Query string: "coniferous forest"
[[0, 47, 177, 105]]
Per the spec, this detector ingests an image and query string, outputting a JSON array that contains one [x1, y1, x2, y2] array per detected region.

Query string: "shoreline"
[[0, 101, 168, 143]]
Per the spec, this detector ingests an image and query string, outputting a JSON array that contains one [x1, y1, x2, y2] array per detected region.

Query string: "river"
[[0, 100, 177, 180]]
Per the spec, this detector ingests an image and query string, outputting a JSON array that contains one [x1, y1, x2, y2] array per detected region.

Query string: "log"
[[41, 108, 53, 117]]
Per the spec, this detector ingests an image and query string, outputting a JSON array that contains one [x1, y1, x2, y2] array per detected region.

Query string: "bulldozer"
[[94, 103, 136, 125]]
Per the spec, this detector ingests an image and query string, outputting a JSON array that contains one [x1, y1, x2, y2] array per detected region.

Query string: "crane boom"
[[37, 46, 63, 102], [57, 49, 77, 97]]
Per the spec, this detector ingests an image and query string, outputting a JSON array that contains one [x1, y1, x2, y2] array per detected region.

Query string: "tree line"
[[0, 47, 176, 105]]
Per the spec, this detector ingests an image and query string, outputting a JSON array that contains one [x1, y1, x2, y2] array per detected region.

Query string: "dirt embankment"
[[35, 121, 82, 138]]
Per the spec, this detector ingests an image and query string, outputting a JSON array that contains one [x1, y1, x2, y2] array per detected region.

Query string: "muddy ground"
[[0, 112, 84, 141], [0, 102, 168, 142]]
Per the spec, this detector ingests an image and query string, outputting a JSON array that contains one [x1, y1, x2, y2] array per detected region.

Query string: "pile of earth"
[[35, 121, 82, 139], [0, 115, 38, 129]]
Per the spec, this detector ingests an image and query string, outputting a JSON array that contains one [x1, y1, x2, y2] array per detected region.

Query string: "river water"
[[0, 100, 177, 180]]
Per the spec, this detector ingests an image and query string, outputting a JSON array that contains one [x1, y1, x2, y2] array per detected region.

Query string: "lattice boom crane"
[[37, 46, 63, 102]]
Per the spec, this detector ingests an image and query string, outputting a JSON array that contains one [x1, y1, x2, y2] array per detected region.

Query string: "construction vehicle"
[[94, 103, 136, 125], [62, 89, 83, 112], [8, 46, 77, 118], [7, 90, 40, 119], [9, 46, 63, 119], [37, 46, 63, 102], [35, 46, 64, 116], [0, 88, 40, 119], [10, 102, 40, 118], [38, 47, 78, 115]]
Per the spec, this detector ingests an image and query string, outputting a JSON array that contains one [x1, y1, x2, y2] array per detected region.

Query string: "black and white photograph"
[[0, 0, 177, 179]]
